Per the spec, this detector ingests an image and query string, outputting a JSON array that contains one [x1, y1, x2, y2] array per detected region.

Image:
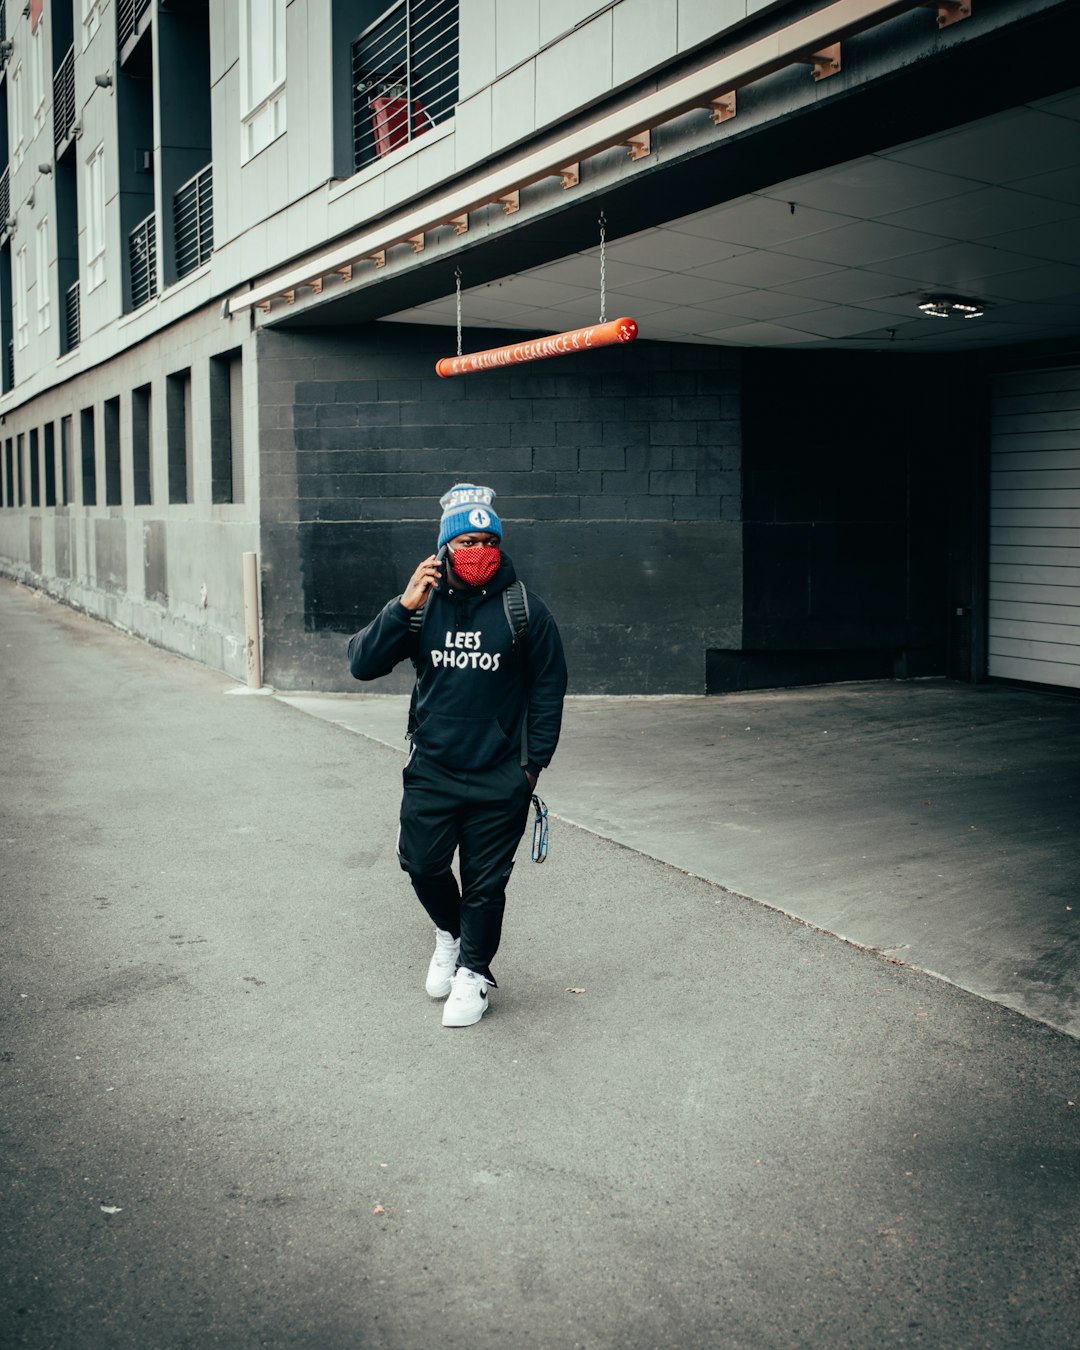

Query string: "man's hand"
[[525, 770, 537, 790], [401, 554, 443, 611]]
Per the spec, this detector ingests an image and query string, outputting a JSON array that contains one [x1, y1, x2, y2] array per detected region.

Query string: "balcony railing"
[[118, 0, 151, 50], [65, 280, 80, 351], [0, 0, 7, 51], [5, 338, 13, 392], [53, 45, 76, 150], [174, 162, 213, 279], [129, 212, 157, 310], [0, 165, 9, 230], [351, 0, 458, 173]]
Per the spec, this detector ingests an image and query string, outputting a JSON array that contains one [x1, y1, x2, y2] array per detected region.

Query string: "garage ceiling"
[[381, 87, 1080, 353]]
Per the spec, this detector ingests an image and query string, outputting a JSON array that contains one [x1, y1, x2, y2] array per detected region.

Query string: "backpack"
[[406, 581, 532, 762]]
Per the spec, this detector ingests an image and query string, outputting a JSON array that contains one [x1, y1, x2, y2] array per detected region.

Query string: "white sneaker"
[[442, 967, 491, 1027], [425, 928, 460, 999]]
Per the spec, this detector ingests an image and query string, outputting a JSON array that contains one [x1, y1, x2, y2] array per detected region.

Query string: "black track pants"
[[397, 752, 533, 981]]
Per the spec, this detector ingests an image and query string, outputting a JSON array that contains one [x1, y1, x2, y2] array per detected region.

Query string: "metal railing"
[[65, 280, 80, 351], [0, 165, 9, 230], [0, 0, 7, 52], [5, 339, 13, 391], [352, 0, 458, 172], [118, 0, 151, 50], [129, 212, 157, 309], [174, 162, 213, 278], [53, 45, 76, 150]]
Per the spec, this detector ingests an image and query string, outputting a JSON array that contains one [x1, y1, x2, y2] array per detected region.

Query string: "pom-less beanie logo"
[[443, 485, 494, 511], [468, 508, 492, 530]]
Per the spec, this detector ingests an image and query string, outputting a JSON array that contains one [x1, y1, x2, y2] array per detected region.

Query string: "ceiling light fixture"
[[918, 296, 985, 319]]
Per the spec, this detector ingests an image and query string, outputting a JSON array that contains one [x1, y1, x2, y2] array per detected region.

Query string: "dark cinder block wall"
[[256, 324, 743, 694]]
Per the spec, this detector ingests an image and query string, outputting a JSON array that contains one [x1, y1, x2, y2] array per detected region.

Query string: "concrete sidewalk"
[[281, 677, 1080, 1040], [2, 578, 1079, 1350]]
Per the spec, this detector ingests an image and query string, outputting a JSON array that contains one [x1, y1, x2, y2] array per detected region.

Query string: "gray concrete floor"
[[281, 676, 1080, 1041], [3, 578, 1079, 1350]]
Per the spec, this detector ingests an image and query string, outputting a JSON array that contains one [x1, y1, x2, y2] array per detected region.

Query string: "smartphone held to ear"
[[432, 545, 447, 591]]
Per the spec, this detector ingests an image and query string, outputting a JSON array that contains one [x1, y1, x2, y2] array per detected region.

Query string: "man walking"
[[348, 485, 568, 1027]]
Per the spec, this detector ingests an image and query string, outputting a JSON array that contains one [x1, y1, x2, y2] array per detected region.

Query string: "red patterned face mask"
[[450, 546, 501, 587]]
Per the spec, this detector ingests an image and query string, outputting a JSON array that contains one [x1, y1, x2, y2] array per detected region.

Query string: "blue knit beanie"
[[437, 483, 503, 549]]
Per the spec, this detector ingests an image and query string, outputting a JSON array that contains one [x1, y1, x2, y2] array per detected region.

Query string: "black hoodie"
[[347, 553, 567, 780]]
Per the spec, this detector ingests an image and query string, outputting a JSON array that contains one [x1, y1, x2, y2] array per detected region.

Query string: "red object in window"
[[370, 96, 427, 157]]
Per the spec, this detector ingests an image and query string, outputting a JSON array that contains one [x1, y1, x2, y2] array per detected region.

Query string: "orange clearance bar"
[[436, 317, 638, 377]]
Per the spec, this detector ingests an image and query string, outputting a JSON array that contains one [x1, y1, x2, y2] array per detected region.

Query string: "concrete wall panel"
[[452, 87, 494, 168], [413, 130, 459, 196], [327, 172, 388, 243], [144, 519, 168, 604], [539, 0, 609, 46], [459, 0, 497, 99], [55, 514, 72, 580], [209, 0, 239, 85], [494, 0, 539, 77], [678, 0, 748, 53], [535, 13, 613, 130], [28, 516, 41, 575], [490, 63, 537, 153], [287, 0, 335, 192], [94, 517, 127, 594], [614, 0, 679, 87]]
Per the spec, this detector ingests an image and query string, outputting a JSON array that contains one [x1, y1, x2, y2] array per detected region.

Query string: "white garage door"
[[989, 366, 1080, 690]]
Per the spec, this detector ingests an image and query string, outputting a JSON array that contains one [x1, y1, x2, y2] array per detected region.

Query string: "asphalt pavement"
[[2, 577, 1078, 1350]]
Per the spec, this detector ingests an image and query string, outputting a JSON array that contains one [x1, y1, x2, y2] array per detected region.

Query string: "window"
[[209, 350, 244, 504], [30, 25, 46, 129], [36, 218, 50, 332], [351, 0, 459, 172], [60, 415, 73, 505], [104, 396, 121, 505], [80, 406, 96, 505], [85, 144, 106, 291], [132, 384, 152, 505], [29, 428, 40, 506], [44, 423, 56, 507], [240, 0, 286, 161], [82, 0, 101, 47], [10, 64, 24, 169], [166, 368, 192, 504], [13, 245, 28, 350]]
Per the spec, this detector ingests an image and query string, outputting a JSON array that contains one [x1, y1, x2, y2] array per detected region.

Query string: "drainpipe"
[[242, 550, 263, 689]]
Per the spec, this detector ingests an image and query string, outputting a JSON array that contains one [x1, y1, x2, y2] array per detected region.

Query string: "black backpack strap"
[[501, 582, 531, 766], [501, 580, 530, 649], [406, 600, 428, 740]]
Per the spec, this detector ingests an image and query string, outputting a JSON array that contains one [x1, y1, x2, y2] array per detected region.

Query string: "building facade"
[[0, 0, 1077, 694]]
